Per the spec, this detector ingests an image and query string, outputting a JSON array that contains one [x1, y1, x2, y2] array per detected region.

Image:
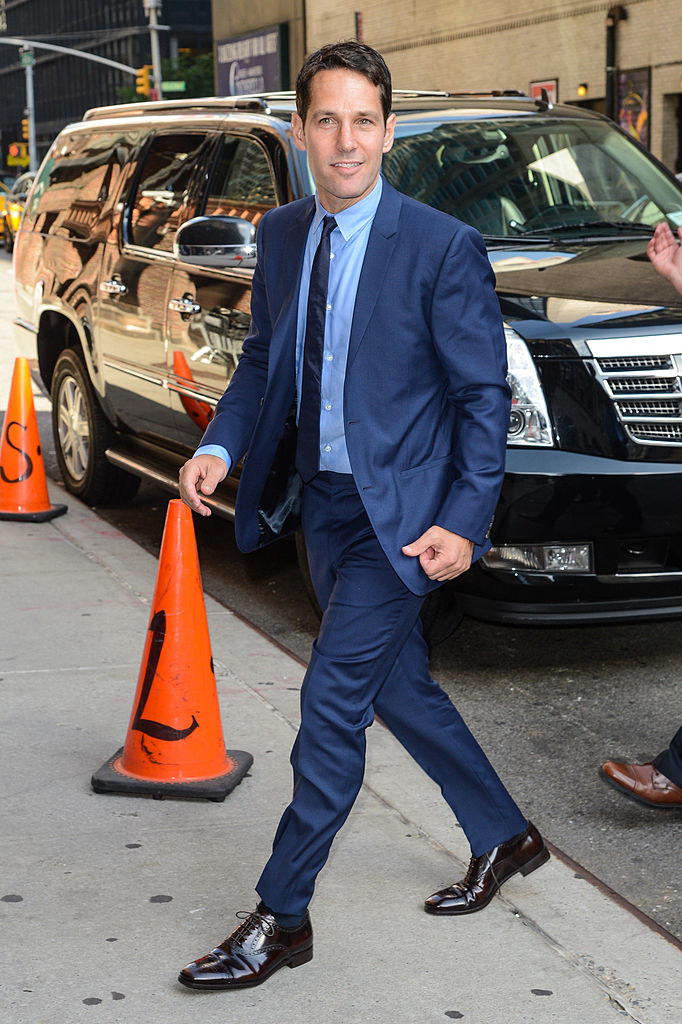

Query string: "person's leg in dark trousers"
[[256, 473, 525, 916], [654, 724, 682, 787], [373, 626, 526, 856]]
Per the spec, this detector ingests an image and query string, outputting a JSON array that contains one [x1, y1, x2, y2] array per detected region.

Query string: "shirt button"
[[326, 303, 332, 311], [324, 444, 332, 452], [326, 353, 333, 361], [329, 252, 335, 260], [325, 403, 332, 411]]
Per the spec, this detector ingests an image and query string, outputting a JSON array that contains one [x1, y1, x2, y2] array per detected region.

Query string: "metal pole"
[[0, 35, 144, 74], [20, 47, 37, 172], [25, 65, 37, 172], [144, 0, 164, 99]]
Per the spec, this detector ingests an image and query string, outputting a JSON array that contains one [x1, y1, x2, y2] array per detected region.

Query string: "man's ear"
[[382, 112, 396, 154], [292, 112, 306, 152]]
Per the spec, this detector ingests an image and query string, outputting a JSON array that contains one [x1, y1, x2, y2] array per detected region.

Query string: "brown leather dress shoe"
[[178, 903, 313, 990], [600, 760, 682, 808], [424, 821, 549, 915]]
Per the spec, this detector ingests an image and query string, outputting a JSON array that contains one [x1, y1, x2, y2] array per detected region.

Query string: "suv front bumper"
[[451, 448, 682, 625]]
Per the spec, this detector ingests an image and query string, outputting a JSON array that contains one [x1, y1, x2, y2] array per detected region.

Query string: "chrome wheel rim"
[[57, 374, 90, 482]]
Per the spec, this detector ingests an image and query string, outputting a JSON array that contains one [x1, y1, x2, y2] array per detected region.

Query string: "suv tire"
[[51, 348, 140, 505]]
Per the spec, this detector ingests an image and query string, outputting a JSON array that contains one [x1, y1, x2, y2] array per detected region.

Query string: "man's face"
[[292, 68, 395, 214]]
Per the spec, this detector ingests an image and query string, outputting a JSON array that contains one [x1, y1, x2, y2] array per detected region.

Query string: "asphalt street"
[[2, 247, 680, 943]]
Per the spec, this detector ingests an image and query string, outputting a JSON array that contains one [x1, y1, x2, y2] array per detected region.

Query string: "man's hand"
[[647, 222, 682, 294], [402, 526, 474, 581], [179, 454, 228, 517]]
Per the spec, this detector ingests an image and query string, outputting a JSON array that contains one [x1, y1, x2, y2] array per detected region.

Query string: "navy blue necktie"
[[296, 215, 336, 483]]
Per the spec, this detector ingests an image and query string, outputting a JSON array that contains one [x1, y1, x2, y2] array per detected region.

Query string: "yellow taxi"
[[0, 178, 13, 240], [1, 172, 35, 253]]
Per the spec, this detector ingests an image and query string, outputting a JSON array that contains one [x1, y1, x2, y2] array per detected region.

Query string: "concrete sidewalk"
[[0, 453, 680, 1023]]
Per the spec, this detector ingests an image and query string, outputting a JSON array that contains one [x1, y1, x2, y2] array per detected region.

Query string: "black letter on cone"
[[0, 421, 33, 483], [132, 610, 199, 741]]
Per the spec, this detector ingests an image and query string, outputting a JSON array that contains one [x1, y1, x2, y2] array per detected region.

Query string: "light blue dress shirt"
[[196, 177, 383, 475]]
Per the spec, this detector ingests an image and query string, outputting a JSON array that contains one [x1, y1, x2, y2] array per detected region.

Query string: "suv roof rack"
[[393, 89, 528, 98], [83, 88, 532, 122], [82, 95, 286, 121]]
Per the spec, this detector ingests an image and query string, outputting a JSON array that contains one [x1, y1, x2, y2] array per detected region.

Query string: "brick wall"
[[305, 0, 682, 168]]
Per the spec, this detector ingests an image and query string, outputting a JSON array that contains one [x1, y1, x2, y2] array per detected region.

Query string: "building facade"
[[0, 0, 212, 170], [212, 1, 305, 98], [212, 0, 682, 172]]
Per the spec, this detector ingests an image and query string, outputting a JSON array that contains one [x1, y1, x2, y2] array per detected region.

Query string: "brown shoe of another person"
[[178, 903, 313, 990], [600, 760, 682, 809], [424, 821, 549, 915]]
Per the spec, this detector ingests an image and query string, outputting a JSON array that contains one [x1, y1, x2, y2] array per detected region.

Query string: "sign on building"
[[216, 24, 288, 96], [618, 67, 650, 149], [530, 79, 558, 104]]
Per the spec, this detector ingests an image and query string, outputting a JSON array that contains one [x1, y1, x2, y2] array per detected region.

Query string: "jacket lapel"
[[347, 181, 402, 370], [267, 198, 315, 380]]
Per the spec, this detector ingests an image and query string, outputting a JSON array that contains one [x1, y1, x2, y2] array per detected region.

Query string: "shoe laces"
[[233, 908, 275, 941]]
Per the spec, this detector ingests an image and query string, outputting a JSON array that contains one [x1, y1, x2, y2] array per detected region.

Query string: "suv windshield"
[[383, 116, 682, 239]]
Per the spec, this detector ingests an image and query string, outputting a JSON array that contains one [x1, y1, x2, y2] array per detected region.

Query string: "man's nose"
[[337, 123, 356, 151]]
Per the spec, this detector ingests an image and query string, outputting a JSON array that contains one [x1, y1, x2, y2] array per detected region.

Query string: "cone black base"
[[0, 503, 67, 522], [91, 748, 253, 801]]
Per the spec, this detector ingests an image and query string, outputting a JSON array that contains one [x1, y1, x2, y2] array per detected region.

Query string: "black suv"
[[13, 90, 682, 630]]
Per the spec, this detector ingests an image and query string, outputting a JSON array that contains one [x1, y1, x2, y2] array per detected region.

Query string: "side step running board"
[[105, 447, 237, 520]]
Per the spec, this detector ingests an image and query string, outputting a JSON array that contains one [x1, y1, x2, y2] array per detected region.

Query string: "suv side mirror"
[[175, 215, 257, 269]]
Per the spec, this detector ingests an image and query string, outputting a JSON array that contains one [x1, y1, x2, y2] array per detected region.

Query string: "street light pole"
[[19, 47, 37, 173], [143, 0, 164, 99]]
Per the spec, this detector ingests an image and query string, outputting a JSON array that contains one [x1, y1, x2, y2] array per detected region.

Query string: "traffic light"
[[7, 142, 29, 167], [21, 118, 29, 141], [136, 65, 152, 97]]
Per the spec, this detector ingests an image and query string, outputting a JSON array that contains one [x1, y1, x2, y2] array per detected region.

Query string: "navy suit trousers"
[[654, 724, 682, 787], [255, 473, 527, 917]]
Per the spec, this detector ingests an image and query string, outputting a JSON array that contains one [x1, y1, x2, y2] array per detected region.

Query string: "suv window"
[[129, 132, 206, 252], [202, 135, 277, 226], [24, 130, 134, 238], [384, 117, 682, 237]]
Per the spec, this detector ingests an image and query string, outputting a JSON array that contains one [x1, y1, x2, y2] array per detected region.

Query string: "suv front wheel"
[[51, 348, 140, 505]]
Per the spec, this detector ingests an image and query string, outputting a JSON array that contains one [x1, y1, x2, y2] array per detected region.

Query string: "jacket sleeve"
[[196, 211, 273, 467], [428, 223, 510, 545]]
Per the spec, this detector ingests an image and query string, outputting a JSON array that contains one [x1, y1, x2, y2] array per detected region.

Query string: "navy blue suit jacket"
[[200, 180, 510, 597]]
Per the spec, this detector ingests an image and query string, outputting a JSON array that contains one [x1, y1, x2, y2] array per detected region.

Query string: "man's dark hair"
[[296, 40, 392, 124]]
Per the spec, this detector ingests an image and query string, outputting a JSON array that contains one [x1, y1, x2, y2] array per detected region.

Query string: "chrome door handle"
[[169, 295, 201, 316], [100, 278, 127, 295]]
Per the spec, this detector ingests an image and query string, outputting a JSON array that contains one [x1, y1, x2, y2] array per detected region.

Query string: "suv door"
[[166, 133, 279, 449], [98, 130, 210, 441]]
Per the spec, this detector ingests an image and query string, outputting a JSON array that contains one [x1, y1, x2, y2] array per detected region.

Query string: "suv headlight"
[[505, 325, 553, 446]]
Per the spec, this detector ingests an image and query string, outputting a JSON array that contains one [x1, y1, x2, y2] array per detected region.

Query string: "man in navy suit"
[[178, 41, 548, 992]]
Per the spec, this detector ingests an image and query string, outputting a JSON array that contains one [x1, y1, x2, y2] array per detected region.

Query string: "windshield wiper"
[[516, 219, 654, 236], [481, 232, 556, 244]]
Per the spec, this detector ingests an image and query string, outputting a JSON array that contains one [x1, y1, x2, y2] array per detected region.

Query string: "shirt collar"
[[313, 175, 383, 241]]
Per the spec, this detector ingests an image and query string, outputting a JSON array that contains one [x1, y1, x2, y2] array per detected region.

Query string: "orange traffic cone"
[[0, 357, 67, 521], [92, 499, 253, 799], [172, 350, 214, 432]]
